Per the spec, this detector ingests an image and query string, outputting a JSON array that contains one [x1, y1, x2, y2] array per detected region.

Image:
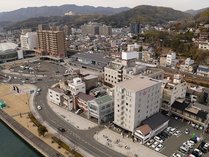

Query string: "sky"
[[0, 0, 209, 12]]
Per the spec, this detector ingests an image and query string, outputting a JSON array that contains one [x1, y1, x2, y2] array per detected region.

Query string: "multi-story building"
[[81, 22, 100, 36], [127, 43, 141, 51], [161, 74, 187, 111], [99, 25, 112, 36], [81, 22, 112, 36], [199, 41, 209, 50], [67, 78, 86, 95], [130, 23, 141, 34], [88, 95, 114, 124], [37, 29, 65, 57], [166, 51, 178, 67], [180, 58, 196, 73], [104, 52, 164, 87], [48, 88, 64, 106], [114, 76, 162, 132], [20, 32, 38, 50]]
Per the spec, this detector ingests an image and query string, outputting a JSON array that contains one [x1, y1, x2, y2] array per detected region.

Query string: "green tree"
[[38, 125, 48, 137]]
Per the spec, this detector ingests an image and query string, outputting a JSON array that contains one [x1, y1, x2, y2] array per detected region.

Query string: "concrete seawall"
[[0, 110, 64, 157]]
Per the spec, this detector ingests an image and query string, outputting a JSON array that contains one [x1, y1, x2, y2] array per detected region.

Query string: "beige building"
[[99, 25, 112, 36], [104, 59, 164, 87], [37, 29, 65, 57], [114, 76, 162, 132], [161, 74, 187, 111]]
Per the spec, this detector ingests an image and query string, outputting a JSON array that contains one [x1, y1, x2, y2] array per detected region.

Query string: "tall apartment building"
[[130, 23, 141, 34], [81, 22, 112, 36], [20, 32, 38, 50], [37, 28, 65, 57], [114, 76, 162, 132], [99, 25, 112, 36]]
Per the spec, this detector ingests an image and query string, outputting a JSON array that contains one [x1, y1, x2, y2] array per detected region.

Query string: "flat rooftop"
[[94, 95, 113, 105], [115, 76, 161, 92]]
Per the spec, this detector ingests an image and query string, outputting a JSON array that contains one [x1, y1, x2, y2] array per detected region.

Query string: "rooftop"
[[71, 53, 113, 63], [50, 87, 64, 93], [94, 95, 113, 105], [142, 113, 169, 130], [0, 42, 18, 52], [115, 76, 161, 92], [135, 124, 152, 136], [77, 92, 95, 102]]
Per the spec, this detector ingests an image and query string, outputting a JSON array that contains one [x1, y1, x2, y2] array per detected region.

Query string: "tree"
[[38, 125, 48, 137]]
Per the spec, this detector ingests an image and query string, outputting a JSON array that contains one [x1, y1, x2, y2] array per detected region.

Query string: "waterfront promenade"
[[0, 110, 64, 157]]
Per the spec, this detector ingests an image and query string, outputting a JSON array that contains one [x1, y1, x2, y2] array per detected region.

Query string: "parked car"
[[185, 128, 190, 135], [151, 141, 159, 148], [146, 139, 154, 146], [171, 153, 182, 157], [154, 136, 163, 143], [155, 144, 163, 152], [174, 130, 182, 136]]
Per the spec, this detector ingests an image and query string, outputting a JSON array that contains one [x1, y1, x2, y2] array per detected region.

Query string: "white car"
[[174, 130, 182, 136], [151, 141, 159, 148], [146, 139, 154, 146], [37, 105, 42, 110], [172, 153, 182, 157], [155, 144, 163, 152], [154, 136, 163, 143]]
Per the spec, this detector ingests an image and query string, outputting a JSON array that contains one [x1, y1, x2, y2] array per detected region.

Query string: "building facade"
[[161, 75, 187, 111], [88, 95, 114, 124], [20, 32, 38, 50], [114, 76, 162, 132], [67, 78, 86, 95], [37, 30, 65, 57]]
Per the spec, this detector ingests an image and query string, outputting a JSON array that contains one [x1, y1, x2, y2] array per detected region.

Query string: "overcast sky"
[[0, 0, 209, 12]]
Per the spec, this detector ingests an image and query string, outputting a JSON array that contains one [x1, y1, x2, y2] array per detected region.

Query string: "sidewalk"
[[94, 128, 167, 157], [47, 94, 97, 130], [2, 69, 45, 78]]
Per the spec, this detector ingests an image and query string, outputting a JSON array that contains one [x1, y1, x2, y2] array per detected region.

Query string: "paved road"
[[34, 79, 125, 157], [1, 70, 125, 157]]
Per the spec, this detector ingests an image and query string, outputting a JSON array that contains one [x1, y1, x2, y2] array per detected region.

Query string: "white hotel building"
[[114, 76, 162, 133]]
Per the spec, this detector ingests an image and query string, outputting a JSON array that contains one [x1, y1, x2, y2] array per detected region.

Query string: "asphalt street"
[[2, 70, 125, 157], [34, 78, 125, 157]]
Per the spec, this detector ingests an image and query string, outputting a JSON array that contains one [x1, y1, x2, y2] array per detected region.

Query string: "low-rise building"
[[70, 52, 113, 72], [171, 100, 209, 128], [134, 113, 169, 144], [88, 95, 114, 124], [161, 74, 187, 111], [180, 58, 197, 73], [75, 92, 95, 112], [197, 65, 209, 77], [199, 41, 209, 50], [68, 78, 86, 95], [166, 51, 178, 68], [48, 88, 64, 106]]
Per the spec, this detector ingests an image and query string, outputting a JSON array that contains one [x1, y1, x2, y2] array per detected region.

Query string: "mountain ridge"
[[0, 4, 129, 22]]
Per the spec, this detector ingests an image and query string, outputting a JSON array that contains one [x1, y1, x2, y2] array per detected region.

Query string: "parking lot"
[[144, 117, 209, 157]]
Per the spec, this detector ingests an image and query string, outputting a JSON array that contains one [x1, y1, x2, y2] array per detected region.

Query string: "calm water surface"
[[0, 121, 43, 157]]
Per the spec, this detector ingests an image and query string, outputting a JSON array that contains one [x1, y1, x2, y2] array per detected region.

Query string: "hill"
[[4, 15, 105, 31], [194, 8, 209, 24], [98, 5, 191, 27], [0, 4, 129, 22], [185, 8, 209, 16]]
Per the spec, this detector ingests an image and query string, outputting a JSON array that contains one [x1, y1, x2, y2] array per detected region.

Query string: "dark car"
[[58, 127, 66, 132]]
